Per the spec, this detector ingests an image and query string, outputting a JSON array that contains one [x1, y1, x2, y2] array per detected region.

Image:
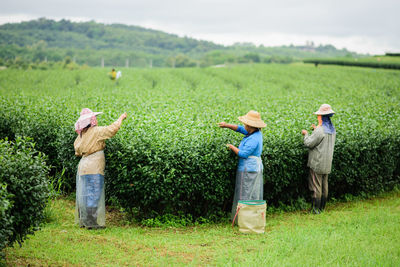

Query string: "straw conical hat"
[[314, 104, 335, 115], [238, 110, 266, 128]]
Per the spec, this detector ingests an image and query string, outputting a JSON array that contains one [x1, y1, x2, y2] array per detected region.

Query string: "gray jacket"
[[304, 126, 336, 174]]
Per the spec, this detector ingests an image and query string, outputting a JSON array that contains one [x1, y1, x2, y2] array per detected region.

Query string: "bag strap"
[[232, 205, 241, 228]]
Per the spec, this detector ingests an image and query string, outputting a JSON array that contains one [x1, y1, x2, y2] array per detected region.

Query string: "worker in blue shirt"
[[218, 110, 266, 220]]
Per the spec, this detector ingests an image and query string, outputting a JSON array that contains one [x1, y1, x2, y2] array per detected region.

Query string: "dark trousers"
[[308, 168, 328, 211]]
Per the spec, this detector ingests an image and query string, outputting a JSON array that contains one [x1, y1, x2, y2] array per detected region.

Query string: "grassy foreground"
[[5, 191, 400, 266]]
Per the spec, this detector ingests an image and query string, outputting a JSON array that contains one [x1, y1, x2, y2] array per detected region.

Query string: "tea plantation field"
[[0, 64, 399, 219]]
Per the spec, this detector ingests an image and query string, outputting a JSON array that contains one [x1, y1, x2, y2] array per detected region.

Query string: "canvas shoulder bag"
[[232, 200, 266, 234]]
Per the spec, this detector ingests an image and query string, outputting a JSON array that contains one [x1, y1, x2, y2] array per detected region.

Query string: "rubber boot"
[[86, 207, 99, 229], [311, 198, 321, 214], [320, 196, 327, 212], [83, 209, 92, 228], [78, 208, 85, 228], [314, 198, 321, 214], [310, 198, 315, 214], [91, 207, 106, 229]]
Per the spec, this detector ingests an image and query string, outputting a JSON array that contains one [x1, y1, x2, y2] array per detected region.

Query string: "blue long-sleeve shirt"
[[236, 125, 263, 171], [236, 125, 263, 158]]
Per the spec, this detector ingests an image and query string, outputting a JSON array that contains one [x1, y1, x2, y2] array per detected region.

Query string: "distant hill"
[[0, 18, 362, 67]]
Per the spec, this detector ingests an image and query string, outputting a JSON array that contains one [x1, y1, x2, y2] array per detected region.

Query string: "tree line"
[[0, 18, 361, 68]]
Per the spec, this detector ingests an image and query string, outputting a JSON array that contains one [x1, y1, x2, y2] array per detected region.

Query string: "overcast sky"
[[1, 0, 399, 54]]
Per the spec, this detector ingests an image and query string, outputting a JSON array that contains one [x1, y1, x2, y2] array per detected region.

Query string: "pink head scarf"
[[74, 108, 102, 135]]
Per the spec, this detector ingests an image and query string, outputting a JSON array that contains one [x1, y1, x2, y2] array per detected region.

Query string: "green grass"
[[5, 191, 400, 266]]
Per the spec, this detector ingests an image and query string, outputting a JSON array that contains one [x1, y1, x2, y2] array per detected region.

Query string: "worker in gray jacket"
[[301, 104, 336, 214]]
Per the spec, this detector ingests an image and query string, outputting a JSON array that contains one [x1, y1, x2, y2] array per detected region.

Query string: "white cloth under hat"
[[75, 108, 102, 134]]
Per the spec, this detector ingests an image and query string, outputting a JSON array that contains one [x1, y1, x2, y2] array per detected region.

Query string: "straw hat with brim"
[[238, 110, 266, 128], [314, 104, 335, 115]]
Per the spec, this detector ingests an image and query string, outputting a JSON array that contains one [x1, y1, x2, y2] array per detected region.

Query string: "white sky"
[[1, 0, 399, 54]]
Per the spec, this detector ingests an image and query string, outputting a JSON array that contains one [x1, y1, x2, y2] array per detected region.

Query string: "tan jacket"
[[304, 126, 336, 174], [74, 121, 120, 175]]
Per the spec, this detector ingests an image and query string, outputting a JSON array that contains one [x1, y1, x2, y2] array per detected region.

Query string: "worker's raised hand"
[[117, 113, 127, 126], [218, 122, 227, 128], [301, 129, 308, 136], [311, 123, 316, 130], [120, 112, 127, 120]]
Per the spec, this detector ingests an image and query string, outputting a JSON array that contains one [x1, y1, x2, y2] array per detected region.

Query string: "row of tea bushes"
[[0, 65, 399, 219], [0, 137, 49, 257], [304, 58, 400, 69]]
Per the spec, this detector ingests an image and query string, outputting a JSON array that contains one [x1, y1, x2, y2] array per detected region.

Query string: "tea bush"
[[0, 137, 50, 252], [0, 65, 399, 219], [0, 183, 12, 260]]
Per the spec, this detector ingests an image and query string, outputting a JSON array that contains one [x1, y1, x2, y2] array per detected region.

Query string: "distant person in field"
[[109, 68, 117, 80], [301, 104, 336, 214], [74, 108, 127, 229], [218, 110, 266, 220]]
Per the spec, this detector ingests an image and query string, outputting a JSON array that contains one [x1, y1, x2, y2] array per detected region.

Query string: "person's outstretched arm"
[[99, 112, 127, 140], [218, 122, 238, 131]]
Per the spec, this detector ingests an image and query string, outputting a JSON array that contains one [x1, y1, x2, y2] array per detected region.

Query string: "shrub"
[[0, 137, 50, 252], [0, 183, 13, 260]]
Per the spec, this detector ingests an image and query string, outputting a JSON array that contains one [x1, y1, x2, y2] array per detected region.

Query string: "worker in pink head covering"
[[74, 108, 127, 229]]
